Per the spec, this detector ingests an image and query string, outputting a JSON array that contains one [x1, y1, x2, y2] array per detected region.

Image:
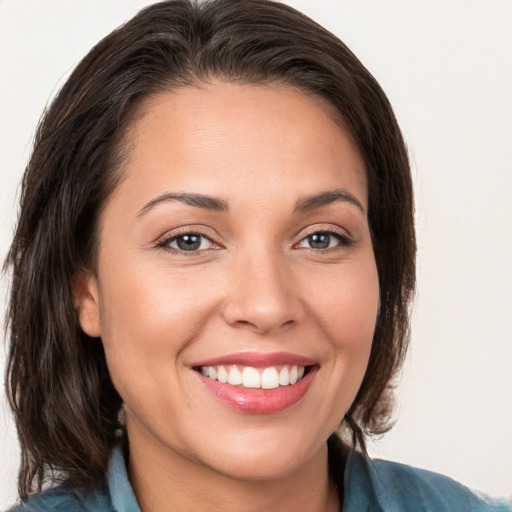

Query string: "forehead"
[[114, 81, 367, 210]]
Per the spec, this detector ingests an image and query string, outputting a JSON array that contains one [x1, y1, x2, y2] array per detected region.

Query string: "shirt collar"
[[107, 445, 141, 512], [104, 442, 385, 512]]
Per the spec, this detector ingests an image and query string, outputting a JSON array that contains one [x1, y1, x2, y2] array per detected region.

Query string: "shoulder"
[[373, 458, 509, 511], [344, 451, 512, 512], [6, 486, 84, 512], [6, 483, 112, 512]]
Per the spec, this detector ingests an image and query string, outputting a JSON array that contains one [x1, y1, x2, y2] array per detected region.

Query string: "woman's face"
[[77, 82, 379, 481]]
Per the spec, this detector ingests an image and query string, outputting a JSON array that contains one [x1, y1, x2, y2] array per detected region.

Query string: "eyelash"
[[297, 228, 353, 252], [155, 227, 352, 255], [155, 230, 219, 255]]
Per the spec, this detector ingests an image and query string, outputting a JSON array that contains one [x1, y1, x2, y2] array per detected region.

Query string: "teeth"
[[242, 367, 260, 388], [261, 367, 279, 389], [200, 364, 307, 389], [227, 367, 242, 385], [217, 365, 228, 383], [289, 365, 299, 385], [279, 367, 290, 386]]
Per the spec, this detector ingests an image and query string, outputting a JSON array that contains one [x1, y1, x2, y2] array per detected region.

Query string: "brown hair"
[[4, 0, 415, 498]]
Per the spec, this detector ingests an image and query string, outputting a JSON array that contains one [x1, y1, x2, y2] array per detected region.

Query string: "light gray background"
[[1, 0, 511, 508]]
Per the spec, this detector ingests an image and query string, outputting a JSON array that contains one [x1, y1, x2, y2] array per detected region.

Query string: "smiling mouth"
[[192, 352, 318, 413], [196, 364, 308, 390]]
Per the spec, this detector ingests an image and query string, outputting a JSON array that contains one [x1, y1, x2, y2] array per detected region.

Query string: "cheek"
[[100, 262, 214, 337], [97, 262, 220, 391], [305, 256, 379, 349], [302, 255, 379, 416]]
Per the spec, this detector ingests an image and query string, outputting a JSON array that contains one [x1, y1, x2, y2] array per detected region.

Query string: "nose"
[[221, 251, 304, 334]]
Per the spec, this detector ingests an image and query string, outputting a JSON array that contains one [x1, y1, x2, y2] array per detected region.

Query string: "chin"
[[196, 425, 330, 482], [209, 448, 312, 482]]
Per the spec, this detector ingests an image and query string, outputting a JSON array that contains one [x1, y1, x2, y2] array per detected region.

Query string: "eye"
[[160, 233, 215, 252], [297, 231, 349, 250]]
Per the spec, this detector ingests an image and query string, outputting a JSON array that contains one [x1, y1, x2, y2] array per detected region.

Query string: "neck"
[[127, 429, 341, 512]]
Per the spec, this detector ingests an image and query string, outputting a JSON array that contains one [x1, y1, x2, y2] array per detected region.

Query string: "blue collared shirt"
[[8, 445, 512, 511]]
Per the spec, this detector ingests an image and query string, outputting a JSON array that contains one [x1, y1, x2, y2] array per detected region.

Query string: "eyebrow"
[[137, 187, 364, 217], [137, 192, 229, 217], [294, 188, 365, 214]]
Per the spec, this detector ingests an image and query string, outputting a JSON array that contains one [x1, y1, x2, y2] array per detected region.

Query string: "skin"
[[76, 82, 380, 512]]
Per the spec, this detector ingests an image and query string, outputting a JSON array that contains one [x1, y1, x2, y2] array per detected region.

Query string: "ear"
[[73, 269, 102, 338]]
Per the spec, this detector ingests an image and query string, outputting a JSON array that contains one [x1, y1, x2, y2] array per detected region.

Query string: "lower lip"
[[196, 367, 317, 414]]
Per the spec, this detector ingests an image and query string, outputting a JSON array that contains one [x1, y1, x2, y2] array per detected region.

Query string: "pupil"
[[309, 233, 330, 249], [177, 235, 201, 251]]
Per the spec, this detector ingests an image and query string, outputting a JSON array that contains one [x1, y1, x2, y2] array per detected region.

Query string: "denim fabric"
[[7, 446, 511, 512], [344, 450, 511, 512]]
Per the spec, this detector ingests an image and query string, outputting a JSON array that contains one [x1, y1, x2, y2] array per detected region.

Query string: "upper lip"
[[192, 351, 317, 368]]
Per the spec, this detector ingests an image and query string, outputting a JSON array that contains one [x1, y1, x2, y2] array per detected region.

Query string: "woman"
[[3, 1, 510, 511]]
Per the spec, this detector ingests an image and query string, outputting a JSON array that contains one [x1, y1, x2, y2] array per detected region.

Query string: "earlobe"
[[73, 270, 102, 338]]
